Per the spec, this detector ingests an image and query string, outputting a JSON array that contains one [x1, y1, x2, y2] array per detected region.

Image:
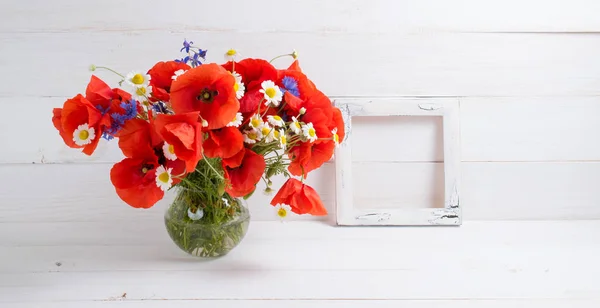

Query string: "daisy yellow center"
[[333, 133, 339, 143], [265, 87, 276, 98], [251, 118, 261, 127], [78, 130, 89, 140], [234, 83, 239, 92], [226, 49, 237, 56], [273, 115, 282, 121], [281, 135, 287, 144], [248, 132, 258, 140], [274, 130, 280, 138], [158, 172, 170, 183], [308, 128, 316, 137], [136, 87, 146, 96], [262, 127, 271, 135], [131, 74, 144, 85], [277, 208, 287, 218], [294, 122, 301, 129], [168, 144, 175, 154]]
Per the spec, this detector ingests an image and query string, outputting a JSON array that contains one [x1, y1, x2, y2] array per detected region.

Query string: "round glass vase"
[[164, 188, 250, 258]]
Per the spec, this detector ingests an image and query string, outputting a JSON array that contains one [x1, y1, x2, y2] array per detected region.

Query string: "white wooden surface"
[[2, 0, 600, 306], [2, 221, 600, 306]]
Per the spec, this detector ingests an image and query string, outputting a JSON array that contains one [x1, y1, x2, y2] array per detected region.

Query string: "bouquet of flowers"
[[51, 40, 345, 257]]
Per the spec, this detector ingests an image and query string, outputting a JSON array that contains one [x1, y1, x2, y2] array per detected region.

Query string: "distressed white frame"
[[334, 98, 461, 226]]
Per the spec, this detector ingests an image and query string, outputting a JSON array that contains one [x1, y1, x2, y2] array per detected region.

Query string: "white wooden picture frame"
[[334, 98, 461, 226]]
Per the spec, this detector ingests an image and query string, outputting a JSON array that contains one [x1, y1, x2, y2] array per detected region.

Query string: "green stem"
[[94, 66, 125, 78]]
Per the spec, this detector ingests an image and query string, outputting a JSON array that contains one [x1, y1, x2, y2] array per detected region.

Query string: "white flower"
[[299, 107, 306, 115], [243, 129, 261, 144], [275, 203, 292, 220], [125, 71, 151, 88], [276, 129, 287, 150], [171, 69, 187, 81], [249, 114, 264, 130], [155, 165, 173, 191], [267, 115, 285, 127], [162, 142, 177, 161], [232, 71, 245, 99], [72, 123, 96, 146], [290, 116, 302, 134], [332, 128, 340, 146], [187, 207, 204, 220], [132, 85, 152, 102], [227, 112, 243, 127], [260, 123, 276, 143], [224, 49, 239, 62], [259, 80, 283, 107], [222, 198, 230, 208], [302, 122, 318, 142]]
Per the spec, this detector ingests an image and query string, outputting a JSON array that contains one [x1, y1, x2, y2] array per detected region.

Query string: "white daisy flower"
[[232, 71, 245, 99], [332, 128, 340, 146], [187, 207, 204, 220], [243, 129, 261, 144], [260, 123, 276, 143], [290, 116, 302, 134], [162, 142, 177, 161], [267, 115, 285, 127], [132, 85, 152, 102], [302, 122, 318, 143], [249, 114, 264, 130], [224, 49, 239, 62], [299, 107, 306, 115], [125, 71, 151, 88], [155, 165, 173, 191], [72, 123, 95, 146], [171, 69, 187, 81], [275, 203, 292, 220], [276, 129, 287, 150], [259, 80, 283, 107], [227, 112, 243, 127]]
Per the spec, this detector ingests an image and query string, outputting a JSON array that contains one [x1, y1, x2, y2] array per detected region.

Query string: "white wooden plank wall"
[[2, 1, 599, 221]]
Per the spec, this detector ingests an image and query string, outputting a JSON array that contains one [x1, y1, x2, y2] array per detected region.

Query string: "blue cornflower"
[[281, 76, 300, 97], [151, 101, 170, 114], [180, 39, 194, 53], [101, 100, 138, 141], [95, 104, 111, 115]]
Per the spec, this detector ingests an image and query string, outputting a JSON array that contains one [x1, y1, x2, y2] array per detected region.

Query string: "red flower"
[[110, 150, 164, 209], [277, 60, 317, 100], [52, 94, 104, 155], [270, 178, 327, 216], [116, 118, 162, 158], [287, 140, 335, 177], [170, 63, 239, 129], [203, 127, 244, 159], [147, 61, 190, 102], [222, 59, 277, 115], [223, 149, 266, 198], [153, 112, 204, 173]]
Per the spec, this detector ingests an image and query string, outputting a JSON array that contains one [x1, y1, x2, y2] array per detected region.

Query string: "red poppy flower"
[[148, 61, 190, 102], [270, 178, 327, 216], [222, 58, 277, 114], [170, 63, 239, 129], [287, 140, 335, 177], [116, 118, 162, 158], [203, 127, 244, 159], [277, 60, 317, 100], [223, 149, 266, 198], [153, 112, 204, 173], [85, 75, 134, 115], [110, 150, 164, 209], [222, 147, 246, 169], [52, 94, 104, 155]]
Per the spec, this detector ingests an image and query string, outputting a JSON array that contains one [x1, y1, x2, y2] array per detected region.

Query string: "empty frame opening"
[[350, 115, 445, 209]]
